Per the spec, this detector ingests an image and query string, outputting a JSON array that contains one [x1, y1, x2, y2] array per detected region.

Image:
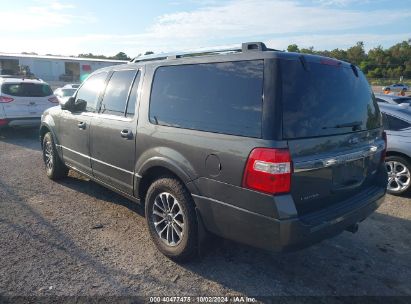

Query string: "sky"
[[1, 0, 410, 57]]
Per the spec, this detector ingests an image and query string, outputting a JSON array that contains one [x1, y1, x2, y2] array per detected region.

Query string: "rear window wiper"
[[322, 121, 362, 131]]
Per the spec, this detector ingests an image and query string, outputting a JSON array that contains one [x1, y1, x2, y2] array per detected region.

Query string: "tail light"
[[242, 148, 292, 195], [0, 119, 8, 126], [0, 96, 14, 103], [381, 131, 387, 162], [48, 97, 59, 103]]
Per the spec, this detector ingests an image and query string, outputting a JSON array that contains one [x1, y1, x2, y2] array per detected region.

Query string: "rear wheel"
[[145, 177, 198, 262], [386, 155, 411, 195], [42, 132, 68, 180]]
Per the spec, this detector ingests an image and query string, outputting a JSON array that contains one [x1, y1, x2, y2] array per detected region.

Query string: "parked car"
[[63, 83, 81, 89], [0, 76, 57, 128], [374, 93, 411, 105], [40, 42, 387, 261], [382, 83, 409, 92], [53, 87, 77, 103], [377, 103, 411, 195]]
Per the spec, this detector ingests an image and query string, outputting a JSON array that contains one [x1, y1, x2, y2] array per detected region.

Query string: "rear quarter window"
[[1, 83, 52, 97], [281, 59, 381, 139], [149, 60, 264, 138]]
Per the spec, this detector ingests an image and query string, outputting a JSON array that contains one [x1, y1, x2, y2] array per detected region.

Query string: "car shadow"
[[55, 172, 411, 296], [2, 133, 410, 297], [0, 127, 41, 151]]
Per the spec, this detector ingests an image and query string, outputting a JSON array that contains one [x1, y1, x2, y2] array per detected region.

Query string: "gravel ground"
[[0, 128, 410, 298]]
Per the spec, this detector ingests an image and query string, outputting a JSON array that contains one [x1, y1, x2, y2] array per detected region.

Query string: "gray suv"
[[40, 42, 387, 261]]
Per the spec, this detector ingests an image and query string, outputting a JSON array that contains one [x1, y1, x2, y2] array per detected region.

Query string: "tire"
[[42, 132, 69, 180], [145, 177, 198, 262], [385, 155, 411, 196]]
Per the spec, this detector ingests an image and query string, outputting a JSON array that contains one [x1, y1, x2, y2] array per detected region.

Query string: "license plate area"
[[28, 103, 39, 115], [332, 158, 365, 187]]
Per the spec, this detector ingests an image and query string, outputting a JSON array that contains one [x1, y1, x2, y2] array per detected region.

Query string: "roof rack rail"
[[130, 41, 275, 63], [0, 74, 43, 81]]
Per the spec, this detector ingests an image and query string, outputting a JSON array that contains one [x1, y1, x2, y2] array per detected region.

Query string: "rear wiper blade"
[[322, 121, 362, 130]]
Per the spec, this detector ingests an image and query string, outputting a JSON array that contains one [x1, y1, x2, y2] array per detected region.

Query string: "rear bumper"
[[193, 186, 385, 252], [0, 117, 41, 128]]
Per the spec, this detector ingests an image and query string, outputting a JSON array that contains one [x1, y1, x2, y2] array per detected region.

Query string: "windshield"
[[62, 88, 76, 97], [1, 83, 53, 97], [281, 59, 381, 139]]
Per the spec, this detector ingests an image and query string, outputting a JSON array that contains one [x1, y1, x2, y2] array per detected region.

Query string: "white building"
[[0, 53, 127, 83]]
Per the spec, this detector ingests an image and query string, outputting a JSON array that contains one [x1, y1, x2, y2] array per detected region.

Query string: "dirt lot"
[[0, 128, 410, 299]]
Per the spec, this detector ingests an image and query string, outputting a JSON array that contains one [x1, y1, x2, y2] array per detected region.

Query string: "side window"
[[386, 114, 411, 131], [149, 60, 264, 138], [100, 70, 137, 116], [126, 72, 141, 118], [75, 72, 107, 112]]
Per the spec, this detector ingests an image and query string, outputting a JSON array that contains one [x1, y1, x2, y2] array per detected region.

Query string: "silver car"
[[382, 83, 409, 92], [53, 87, 77, 104], [378, 102, 411, 195]]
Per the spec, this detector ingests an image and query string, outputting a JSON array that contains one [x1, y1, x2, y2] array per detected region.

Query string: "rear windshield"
[[61, 88, 77, 97], [281, 59, 381, 139], [1, 83, 53, 97]]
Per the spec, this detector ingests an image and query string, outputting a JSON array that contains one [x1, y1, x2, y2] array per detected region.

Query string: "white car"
[[0, 77, 58, 128], [62, 83, 81, 89], [53, 87, 77, 103], [382, 83, 409, 92]]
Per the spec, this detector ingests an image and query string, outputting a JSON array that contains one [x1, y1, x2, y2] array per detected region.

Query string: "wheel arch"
[[386, 150, 411, 162], [135, 158, 200, 205]]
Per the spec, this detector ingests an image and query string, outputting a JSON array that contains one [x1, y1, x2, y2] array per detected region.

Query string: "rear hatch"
[[1, 82, 55, 118], [280, 57, 385, 216]]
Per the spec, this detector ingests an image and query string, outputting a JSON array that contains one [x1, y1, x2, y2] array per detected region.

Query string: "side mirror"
[[60, 96, 75, 110], [75, 99, 87, 112]]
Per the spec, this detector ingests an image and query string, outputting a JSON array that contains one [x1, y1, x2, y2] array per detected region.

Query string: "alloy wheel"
[[386, 160, 411, 193], [44, 140, 54, 172], [152, 192, 185, 247]]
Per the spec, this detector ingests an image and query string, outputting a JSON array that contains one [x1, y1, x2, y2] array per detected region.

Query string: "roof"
[[124, 42, 353, 70], [0, 76, 46, 84], [378, 102, 411, 118], [0, 52, 127, 63]]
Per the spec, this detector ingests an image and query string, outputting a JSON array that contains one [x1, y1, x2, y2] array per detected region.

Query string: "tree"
[[346, 41, 366, 66], [300, 46, 315, 54], [113, 52, 130, 60], [78, 53, 109, 59], [282, 39, 411, 81], [287, 44, 299, 53]]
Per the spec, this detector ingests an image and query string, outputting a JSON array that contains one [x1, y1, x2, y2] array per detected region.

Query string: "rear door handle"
[[78, 122, 86, 130], [120, 129, 133, 139]]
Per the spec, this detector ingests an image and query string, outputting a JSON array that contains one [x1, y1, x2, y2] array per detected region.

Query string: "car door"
[[90, 69, 142, 194], [59, 71, 108, 175]]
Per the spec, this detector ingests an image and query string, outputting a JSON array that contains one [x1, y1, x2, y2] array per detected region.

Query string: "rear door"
[[280, 58, 385, 216], [1, 82, 55, 118], [90, 69, 142, 194]]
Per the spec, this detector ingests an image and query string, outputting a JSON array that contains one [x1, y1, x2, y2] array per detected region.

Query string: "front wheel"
[[42, 132, 69, 180], [386, 155, 411, 195], [145, 177, 198, 262]]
